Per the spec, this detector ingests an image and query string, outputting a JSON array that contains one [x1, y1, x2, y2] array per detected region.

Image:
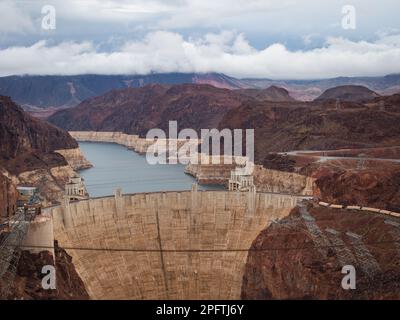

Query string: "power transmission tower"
[[0, 212, 31, 298]]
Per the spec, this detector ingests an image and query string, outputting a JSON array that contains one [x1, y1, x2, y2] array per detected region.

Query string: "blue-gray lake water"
[[78, 141, 224, 197]]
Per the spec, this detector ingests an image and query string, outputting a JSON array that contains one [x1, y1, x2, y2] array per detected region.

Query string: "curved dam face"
[[46, 191, 304, 299]]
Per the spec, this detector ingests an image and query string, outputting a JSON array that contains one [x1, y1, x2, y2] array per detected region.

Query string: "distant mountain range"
[[48, 84, 247, 135], [1, 73, 399, 111], [47, 83, 400, 164]]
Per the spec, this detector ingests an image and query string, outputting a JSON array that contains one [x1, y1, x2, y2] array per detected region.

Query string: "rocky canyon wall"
[[0, 171, 17, 222], [69, 131, 140, 149], [69, 131, 198, 155], [17, 165, 77, 206], [242, 204, 400, 299], [253, 165, 315, 195], [12, 148, 92, 206], [0, 95, 92, 206], [55, 148, 92, 171], [3, 241, 89, 300]]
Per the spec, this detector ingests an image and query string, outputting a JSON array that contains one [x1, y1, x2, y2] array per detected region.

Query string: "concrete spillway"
[[45, 191, 304, 299]]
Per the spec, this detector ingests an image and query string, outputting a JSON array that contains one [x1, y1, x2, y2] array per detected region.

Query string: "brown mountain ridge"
[[48, 84, 400, 165], [315, 85, 380, 102], [0, 95, 77, 174]]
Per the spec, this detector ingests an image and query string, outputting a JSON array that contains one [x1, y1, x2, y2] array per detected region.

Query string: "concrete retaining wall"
[[22, 215, 55, 258]]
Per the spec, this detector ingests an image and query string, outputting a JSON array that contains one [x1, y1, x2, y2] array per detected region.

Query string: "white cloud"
[[155, 0, 285, 29], [303, 34, 319, 46], [53, 0, 172, 22], [40, 0, 285, 26], [0, 1, 35, 34], [0, 0, 306, 33], [0, 31, 399, 79]]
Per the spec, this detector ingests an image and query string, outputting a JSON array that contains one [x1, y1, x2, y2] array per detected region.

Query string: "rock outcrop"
[[315, 85, 380, 102], [253, 166, 314, 195], [55, 148, 92, 171], [17, 165, 77, 206], [242, 204, 400, 300], [0, 95, 90, 205], [0, 95, 77, 169], [0, 171, 17, 222], [313, 166, 400, 212], [3, 241, 89, 300], [237, 86, 296, 102]]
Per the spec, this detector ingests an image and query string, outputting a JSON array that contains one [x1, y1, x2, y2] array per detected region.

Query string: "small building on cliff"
[[16, 186, 41, 218], [228, 169, 255, 192], [65, 175, 89, 201]]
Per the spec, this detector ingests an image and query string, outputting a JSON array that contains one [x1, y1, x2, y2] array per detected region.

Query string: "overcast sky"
[[0, 0, 399, 79]]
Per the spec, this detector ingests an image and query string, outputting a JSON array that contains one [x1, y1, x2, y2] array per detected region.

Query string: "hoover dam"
[[16, 132, 400, 300], [41, 190, 308, 299]]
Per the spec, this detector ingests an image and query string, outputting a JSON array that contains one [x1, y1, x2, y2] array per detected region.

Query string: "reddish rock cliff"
[[48, 84, 246, 135], [220, 94, 400, 163], [3, 241, 89, 300], [0, 95, 88, 205], [241, 204, 400, 300], [315, 85, 380, 102], [0, 173, 17, 222], [0, 95, 78, 174], [313, 166, 400, 212], [0, 96, 88, 299], [236, 86, 296, 102]]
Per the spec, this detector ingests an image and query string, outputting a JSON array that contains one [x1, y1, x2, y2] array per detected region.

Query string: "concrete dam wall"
[[45, 190, 305, 299]]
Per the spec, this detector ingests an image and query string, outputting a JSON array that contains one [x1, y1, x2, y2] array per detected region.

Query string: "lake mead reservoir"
[[78, 141, 223, 197]]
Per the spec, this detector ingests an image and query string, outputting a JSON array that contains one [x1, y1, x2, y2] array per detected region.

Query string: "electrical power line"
[[7, 238, 400, 254]]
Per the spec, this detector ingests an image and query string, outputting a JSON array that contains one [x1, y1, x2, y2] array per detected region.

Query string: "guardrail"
[[318, 201, 400, 218]]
